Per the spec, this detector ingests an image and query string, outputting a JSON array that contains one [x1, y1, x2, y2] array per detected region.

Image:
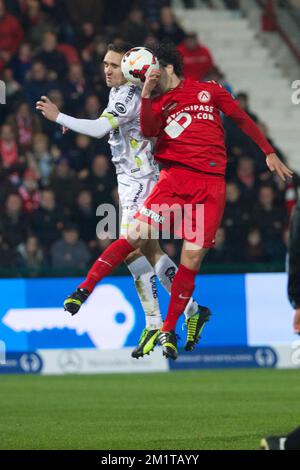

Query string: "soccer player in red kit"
[[64, 43, 293, 360]]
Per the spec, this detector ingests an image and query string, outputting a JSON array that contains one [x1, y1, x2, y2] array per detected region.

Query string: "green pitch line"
[[0, 369, 299, 450]]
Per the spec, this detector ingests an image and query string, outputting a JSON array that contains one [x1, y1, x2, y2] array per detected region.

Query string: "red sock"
[[79, 238, 135, 293], [162, 264, 197, 332]]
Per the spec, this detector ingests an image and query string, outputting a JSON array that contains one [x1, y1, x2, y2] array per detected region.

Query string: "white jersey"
[[101, 83, 159, 178]]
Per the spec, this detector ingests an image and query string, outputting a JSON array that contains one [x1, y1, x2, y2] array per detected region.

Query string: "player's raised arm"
[[213, 85, 293, 181], [36, 96, 113, 139], [140, 70, 163, 137]]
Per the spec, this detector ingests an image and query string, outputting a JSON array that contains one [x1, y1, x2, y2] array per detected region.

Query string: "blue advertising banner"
[[168, 346, 278, 370], [0, 274, 247, 352]]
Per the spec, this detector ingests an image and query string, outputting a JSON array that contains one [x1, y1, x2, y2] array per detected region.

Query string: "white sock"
[[127, 256, 163, 330], [154, 254, 198, 319]]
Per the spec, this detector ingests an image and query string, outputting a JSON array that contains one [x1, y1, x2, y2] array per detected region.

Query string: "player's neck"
[[166, 75, 181, 93]]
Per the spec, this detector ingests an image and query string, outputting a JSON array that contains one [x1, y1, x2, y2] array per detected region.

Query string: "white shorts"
[[117, 173, 158, 236]]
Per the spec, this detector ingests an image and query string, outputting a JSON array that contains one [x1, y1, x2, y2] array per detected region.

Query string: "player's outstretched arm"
[[36, 96, 112, 139], [214, 85, 293, 182]]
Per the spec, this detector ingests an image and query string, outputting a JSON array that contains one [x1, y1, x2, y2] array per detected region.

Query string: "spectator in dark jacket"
[[157, 6, 185, 45], [31, 188, 66, 251], [51, 224, 90, 269], [72, 189, 97, 246], [0, 193, 29, 247], [34, 31, 68, 80]]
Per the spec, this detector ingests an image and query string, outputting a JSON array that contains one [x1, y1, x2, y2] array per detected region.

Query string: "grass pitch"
[[0, 369, 299, 450]]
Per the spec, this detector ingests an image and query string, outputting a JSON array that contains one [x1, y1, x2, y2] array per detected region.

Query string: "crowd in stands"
[[0, 0, 295, 275]]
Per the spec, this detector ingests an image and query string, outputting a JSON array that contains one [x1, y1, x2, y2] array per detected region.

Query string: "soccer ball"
[[121, 47, 159, 87]]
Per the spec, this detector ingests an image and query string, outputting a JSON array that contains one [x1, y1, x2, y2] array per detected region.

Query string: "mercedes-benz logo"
[[58, 350, 82, 373]]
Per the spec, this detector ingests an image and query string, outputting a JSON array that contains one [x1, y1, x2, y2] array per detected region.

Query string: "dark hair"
[[151, 41, 183, 77], [107, 42, 133, 55]]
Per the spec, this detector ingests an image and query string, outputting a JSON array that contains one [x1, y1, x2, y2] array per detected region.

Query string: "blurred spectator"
[[80, 94, 103, 120], [82, 154, 117, 207], [65, 63, 92, 114], [235, 156, 259, 204], [252, 185, 288, 240], [224, 92, 259, 155], [122, 7, 148, 45], [223, 181, 251, 247], [49, 157, 81, 211], [6, 101, 41, 152], [68, 134, 96, 173], [64, 0, 104, 29], [236, 92, 258, 122], [50, 224, 90, 269], [23, 60, 56, 107], [0, 232, 16, 269], [22, 0, 57, 48], [0, 193, 29, 247], [9, 43, 33, 84], [0, 123, 19, 170], [157, 7, 185, 45], [0, 0, 24, 71], [243, 228, 268, 263], [34, 31, 68, 79], [177, 32, 214, 80], [18, 169, 40, 213], [72, 190, 97, 245], [31, 188, 66, 250], [31, 132, 54, 184], [16, 235, 45, 270]]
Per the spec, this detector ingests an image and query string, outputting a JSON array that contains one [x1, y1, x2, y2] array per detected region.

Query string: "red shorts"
[[135, 166, 226, 248]]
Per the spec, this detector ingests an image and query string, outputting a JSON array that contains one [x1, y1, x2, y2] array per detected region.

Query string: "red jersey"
[[140, 78, 274, 176]]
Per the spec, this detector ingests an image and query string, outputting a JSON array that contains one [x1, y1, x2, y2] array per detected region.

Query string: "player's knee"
[[141, 240, 164, 265], [125, 249, 143, 264], [181, 246, 208, 271]]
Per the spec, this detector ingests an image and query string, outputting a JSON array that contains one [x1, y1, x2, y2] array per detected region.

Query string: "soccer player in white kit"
[[36, 43, 210, 357]]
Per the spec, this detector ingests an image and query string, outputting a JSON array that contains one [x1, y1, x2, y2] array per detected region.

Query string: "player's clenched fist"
[[141, 69, 161, 99], [36, 96, 60, 122]]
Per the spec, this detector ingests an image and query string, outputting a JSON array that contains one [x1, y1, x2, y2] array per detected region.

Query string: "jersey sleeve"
[[56, 113, 113, 138], [212, 83, 275, 155], [102, 86, 139, 128]]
